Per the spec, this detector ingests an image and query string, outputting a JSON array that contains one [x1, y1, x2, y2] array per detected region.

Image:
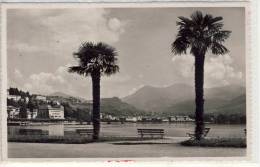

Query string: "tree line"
[[8, 87, 30, 97]]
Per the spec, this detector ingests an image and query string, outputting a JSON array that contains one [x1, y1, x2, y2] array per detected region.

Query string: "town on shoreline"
[[7, 87, 196, 124], [7, 87, 245, 125]]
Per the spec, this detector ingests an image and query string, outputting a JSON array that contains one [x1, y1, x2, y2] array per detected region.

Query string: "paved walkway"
[[8, 137, 246, 158]]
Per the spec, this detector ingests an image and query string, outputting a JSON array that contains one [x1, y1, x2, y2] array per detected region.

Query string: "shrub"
[[180, 138, 246, 148]]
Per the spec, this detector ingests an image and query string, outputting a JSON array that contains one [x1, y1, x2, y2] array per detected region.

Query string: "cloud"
[[24, 72, 67, 95], [108, 18, 125, 33], [41, 9, 126, 49], [21, 64, 86, 96], [8, 9, 126, 64], [171, 54, 194, 78], [16, 64, 131, 99], [171, 54, 243, 88], [8, 9, 128, 98]]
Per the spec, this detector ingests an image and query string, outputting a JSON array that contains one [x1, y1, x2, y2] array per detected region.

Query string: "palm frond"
[[172, 10, 231, 57], [211, 42, 229, 55], [213, 30, 231, 43], [171, 36, 190, 55], [68, 66, 89, 76], [177, 16, 194, 27], [103, 64, 120, 76], [209, 16, 223, 24], [202, 14, 213, 28], [191, 11, 203, 25], [68, 41, 119, 77]]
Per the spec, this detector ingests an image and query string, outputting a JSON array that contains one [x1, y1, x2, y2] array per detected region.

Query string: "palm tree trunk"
[[194, 53, 205, 140], [91, 72, 101, 140]]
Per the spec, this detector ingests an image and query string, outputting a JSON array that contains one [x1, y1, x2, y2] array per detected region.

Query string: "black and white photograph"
[[1, 2, 251, 160]]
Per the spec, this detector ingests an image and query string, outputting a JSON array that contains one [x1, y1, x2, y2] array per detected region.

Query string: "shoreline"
[[7, 120, 246, 126]]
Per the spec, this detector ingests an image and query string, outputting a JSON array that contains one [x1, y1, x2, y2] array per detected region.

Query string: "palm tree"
[[171, 11, 231, 140], [68, 42, 119, 140]]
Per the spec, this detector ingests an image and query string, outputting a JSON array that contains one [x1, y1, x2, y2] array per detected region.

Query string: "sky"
[[7, 7, 245, 99]]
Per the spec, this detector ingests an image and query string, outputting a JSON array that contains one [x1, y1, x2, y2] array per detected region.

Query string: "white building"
[[7, 106, 20, 118], [27, 109, 31, 119], [126, 117, 138, 122], [31, 109, 38, 119], [7, 94, 21, 102], [49, 106, 64, 119], [169, 115, 194, 122], [25, 97, 29, 103], [27, 109, 38, 119], [38, 105, 64, 119]]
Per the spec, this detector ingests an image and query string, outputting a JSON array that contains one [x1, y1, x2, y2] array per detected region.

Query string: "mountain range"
[[122, 84, 246, 116], [49, 83, 246, 117]]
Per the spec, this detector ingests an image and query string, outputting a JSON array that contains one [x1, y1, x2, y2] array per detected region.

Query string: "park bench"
[[137, 128, 164, 139], [186, 127, 210, 140], [19, 129, 49, 136], [76, 129, 93, 136]]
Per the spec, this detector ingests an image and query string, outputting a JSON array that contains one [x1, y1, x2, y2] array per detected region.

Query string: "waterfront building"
[[38, 104, 64, 119], [7, 106, 20, 119], [27, 109, 31, 119], [162, 118, 169, 122], [32, 109, 38, 118], [126, 117, 137, 122], [27, 109, 38, 119], [168, 115, 194, 122]]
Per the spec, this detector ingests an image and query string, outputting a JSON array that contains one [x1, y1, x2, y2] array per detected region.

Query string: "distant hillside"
[[49, 92, 72, 98], [205, 85, 246, 101], [161, 94, 246, 116], [100, 97, 146, 116], [122, 83, 245, 112], [68, 97, 145, 117], [49, 92, 86, 102], [211, 94, 246, 115], [161, 98, 227, 116], [122, 84, 194, 112]]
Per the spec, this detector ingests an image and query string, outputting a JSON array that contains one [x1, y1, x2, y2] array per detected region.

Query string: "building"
[[7, 94, 21, 102], [27, 109, 31, 119], [126, 117, 138, 122], [26, 109, 38, 119], [31, 109, 38, 118], [169, 115, 194, 122], [32, 94, 47, 101], [38, 104, 64, 119], [49, 105, 64, 119], [25, 97, 29, 103], [7, 106, 20, 119], [102, 114, 118, 121]]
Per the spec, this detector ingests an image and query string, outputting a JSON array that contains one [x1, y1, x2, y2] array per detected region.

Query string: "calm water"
[[8, 122, 246, 138]]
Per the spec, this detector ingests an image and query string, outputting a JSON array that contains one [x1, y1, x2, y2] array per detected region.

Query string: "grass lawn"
[[180, 138, 246, 148]]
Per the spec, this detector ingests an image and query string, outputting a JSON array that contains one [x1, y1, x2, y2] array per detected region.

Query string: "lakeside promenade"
[[8, 137, 246, 158]]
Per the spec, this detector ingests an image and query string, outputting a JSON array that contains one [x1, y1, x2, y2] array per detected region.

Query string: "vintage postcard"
[[0, 1, 257, 165]]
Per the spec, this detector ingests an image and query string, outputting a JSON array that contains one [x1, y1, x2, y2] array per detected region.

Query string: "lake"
[[8, 122, 246, 138]]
